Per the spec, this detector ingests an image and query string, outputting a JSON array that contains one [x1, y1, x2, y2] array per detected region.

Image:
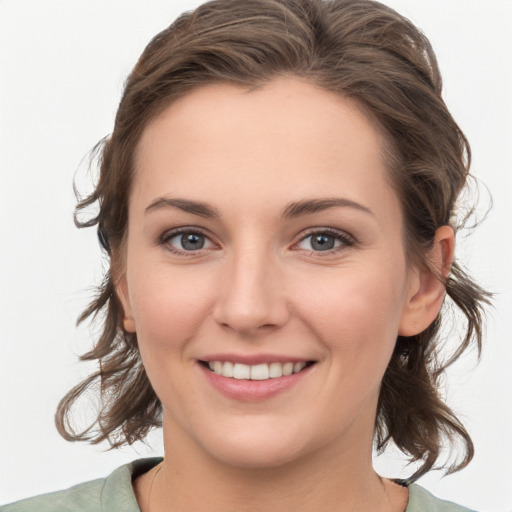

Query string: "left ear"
[[398, 225, 454, 337]]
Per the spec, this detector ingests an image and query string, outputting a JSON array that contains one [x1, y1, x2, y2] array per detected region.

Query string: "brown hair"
[[56, 0, 490, 482]]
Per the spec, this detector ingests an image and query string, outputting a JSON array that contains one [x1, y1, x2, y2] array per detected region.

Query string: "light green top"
[[1, 458, 477, 512]]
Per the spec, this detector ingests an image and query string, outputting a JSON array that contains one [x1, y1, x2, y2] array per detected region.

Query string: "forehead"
[[132, 77, 400, 225]]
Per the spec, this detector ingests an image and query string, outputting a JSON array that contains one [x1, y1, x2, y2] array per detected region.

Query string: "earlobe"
[[123, 317, 136, 333], [116, 275, 137, 333], [398, 225, 454, 337]]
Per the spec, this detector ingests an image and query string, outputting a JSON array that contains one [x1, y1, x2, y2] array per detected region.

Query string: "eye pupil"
[[311, 234, 335, 251], [181, 233, 204, 250]]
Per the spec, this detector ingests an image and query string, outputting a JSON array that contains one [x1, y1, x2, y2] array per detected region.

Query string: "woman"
[[2, 0, 491, 510]]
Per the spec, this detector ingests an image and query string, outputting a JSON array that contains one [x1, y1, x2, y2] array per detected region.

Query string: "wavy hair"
[[56, 0, 490, 482]]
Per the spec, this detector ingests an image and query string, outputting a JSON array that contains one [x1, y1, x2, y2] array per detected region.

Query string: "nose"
[[212, 246, 290, 336]]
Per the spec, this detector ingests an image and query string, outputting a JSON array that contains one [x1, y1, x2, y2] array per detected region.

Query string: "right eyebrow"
[[144, 197, 220, 218]]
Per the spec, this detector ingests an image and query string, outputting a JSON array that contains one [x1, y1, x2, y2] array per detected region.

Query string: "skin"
[[118, 77, 453, 512]]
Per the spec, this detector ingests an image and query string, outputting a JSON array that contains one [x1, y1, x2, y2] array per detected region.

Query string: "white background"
[[1, 0, 511, 510]]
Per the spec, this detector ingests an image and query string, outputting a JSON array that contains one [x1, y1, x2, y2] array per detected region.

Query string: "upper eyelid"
[[158, 227, 218, 255], [296, 227, 355, 243], [291, 229, 356, 255], [158, 226, 355, 249], [160, 226, 213, 242]]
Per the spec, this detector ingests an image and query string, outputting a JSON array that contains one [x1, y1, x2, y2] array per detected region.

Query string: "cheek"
[[127, 263, 216, 353], [293, 259, 408, 365]]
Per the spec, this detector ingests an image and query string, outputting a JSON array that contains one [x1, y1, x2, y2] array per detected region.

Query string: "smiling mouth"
[[199, 360, 316, 380]]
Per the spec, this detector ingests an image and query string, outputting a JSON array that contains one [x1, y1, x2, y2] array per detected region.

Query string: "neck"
[[139, 421, 406, 512]]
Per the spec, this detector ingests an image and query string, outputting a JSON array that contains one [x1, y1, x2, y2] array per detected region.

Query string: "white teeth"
[[293, 362, 306, 373], [233, 363, 251, 380], [268, 362, 283, 378], [282, 362, 294, 376], [251, 363, 270, 380], [222, 361, 234, 377], [206, 360, 311, 380]]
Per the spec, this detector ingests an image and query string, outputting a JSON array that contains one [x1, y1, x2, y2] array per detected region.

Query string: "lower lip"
[[198, 363, 314, 402]]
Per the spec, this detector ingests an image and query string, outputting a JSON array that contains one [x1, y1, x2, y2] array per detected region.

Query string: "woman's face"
[[119, 77, 425, 469]]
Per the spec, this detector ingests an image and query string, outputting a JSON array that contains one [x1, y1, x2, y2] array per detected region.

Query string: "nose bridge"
[[213, 238, 288, 334]]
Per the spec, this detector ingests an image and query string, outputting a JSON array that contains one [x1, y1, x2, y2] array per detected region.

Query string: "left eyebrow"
[[281, 198, 375, 218]]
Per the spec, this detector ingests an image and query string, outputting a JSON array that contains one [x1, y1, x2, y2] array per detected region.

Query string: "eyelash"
[[294, 228, 355, 255], [159, 227, 355, 256], [159, 227, 216, 256]]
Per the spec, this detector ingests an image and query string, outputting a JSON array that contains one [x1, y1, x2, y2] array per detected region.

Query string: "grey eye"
[[310, 234, 336, 251], [297, 233, 345, 252], [181, 233, 205, 250], [168, 232, 213, 251]]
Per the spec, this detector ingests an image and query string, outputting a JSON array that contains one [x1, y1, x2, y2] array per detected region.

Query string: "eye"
[[296, 229, 354, 253], [163, 229, 215, 253]]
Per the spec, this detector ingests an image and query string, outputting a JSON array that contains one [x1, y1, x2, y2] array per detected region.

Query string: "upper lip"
[[198, 353, 315, 365]]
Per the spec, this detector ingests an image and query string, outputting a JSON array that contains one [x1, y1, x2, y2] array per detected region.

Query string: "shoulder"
[[407, 484, 478, 512], [1, 458, 162, 512], [1, 478, 105, 512]]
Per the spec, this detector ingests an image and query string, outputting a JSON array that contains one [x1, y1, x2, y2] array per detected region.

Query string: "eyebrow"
[[281, 198, 374, 218], [145, 197, 220, 218], [144, 196, 374, 219]]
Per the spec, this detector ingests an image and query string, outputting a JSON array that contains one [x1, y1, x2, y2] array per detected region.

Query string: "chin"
[[195, 419, 328, 470], [206, 439, 306, 470], [163, 408, 314, 469]]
